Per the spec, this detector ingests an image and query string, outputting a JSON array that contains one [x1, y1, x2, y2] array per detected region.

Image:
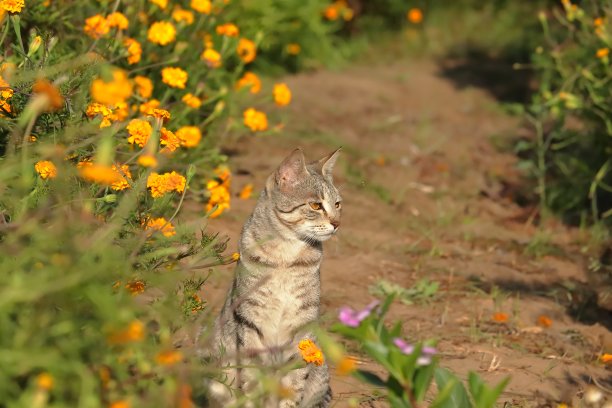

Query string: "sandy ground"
[[185, 59, 612, 407]]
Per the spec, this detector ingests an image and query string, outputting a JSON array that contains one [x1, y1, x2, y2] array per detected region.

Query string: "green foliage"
[[369, 278, 439, 305]]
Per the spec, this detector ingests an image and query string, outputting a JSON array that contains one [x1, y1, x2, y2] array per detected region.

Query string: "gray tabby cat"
[[207, 148, 342, 408]]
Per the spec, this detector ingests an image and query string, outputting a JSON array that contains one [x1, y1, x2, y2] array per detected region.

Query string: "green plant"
[[369, 278, 439, 305]]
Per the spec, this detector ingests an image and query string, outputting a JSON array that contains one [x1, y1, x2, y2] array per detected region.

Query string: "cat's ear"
[[275, 148, 308, 190], [316, 147, 341, 180]]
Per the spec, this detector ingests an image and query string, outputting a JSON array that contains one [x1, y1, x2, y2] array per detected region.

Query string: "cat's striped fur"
[[207, 148, 342, 407]]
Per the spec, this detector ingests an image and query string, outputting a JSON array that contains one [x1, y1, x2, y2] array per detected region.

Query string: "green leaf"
[[433, 368, 472, 408], [352, 369, 386, 388], [468, 372, 510, 408]]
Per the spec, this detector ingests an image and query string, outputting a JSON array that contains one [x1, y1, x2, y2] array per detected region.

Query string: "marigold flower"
[[176, 126, 202, 147], [0, 75, 13, 100], [107, 12, 129, 30], [148, 108, 171, 122], [596, 48, 609, 58], [36, 373, 54, 390], [243, 108, 268, 132], [286, 43, 301, 55], [161, 67, 188, 89], [191, 0, 211, 14], [109, 101, 129, 122], [237, 38, 256, 63], [407, 8, 423, 24], [239, 183, 253, 199], [110, 164, 132, 191], [160, 127, 180, 153], [138, 154, 158, 168], [35, 160, 57, 180], [156, 350, 183, 365], [123, 38, 142, 65], [139, 99, 161, 115], [147, 21, 177, 46], [90, 69, 133, 106], [150, 0, 167, 9], [127, 119, 153, 147], [273, 83, 291, 107], [236, 72, 261, 94], [84, 14, 110, 39], [32, 78, 64, 111], [78, 163, 124, 186], [594, 17, 604, 27], [216, 23, 239, 37], [134, 76, 153, 99], [201, 48, 221, 68], [182, 93, 202, 108], [206, 179, 230, 218], [492, 312, 509, 323], [0, 0, 24, 13], [172, 8, 194, 25], [125, 280, 145, 295], [147, 171, 186, 198], [335, 356, 357, 376], [231, 252, 240, 261], [86, 102, 113, 128], [537, 315, 552, 328], [601, 353, 612, 364], [323, 5, 339, 20], [203, 33, 213, 49], [107, 320, 145, 344], [109, 401, 130, 408], [298, 339, 324, 366], [144, 217, 176, 237]]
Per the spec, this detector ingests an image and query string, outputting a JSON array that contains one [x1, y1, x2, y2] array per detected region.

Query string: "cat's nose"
[[330, 220, 340, 230]]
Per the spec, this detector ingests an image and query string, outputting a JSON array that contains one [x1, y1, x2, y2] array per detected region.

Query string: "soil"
[[186, 58, 612, 407]]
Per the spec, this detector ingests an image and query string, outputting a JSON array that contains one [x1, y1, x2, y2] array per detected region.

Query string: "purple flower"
[[393, 338, 437, 367], [422, 346, 437, 355], [393, 338, 415, 354], [338, 300, 380, 327]]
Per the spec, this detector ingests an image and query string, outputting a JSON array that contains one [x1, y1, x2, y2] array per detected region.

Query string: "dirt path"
[[193, 58, 612, 407]]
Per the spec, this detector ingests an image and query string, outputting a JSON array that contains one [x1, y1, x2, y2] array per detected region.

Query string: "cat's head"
[[265, 148, 342, 242]]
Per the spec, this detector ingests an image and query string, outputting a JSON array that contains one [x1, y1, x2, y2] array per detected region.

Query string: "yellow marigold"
[[147, 21, 177, 46], [110, 164, 132, 191], [298, 339, 324, 366], [90, 69, 133, 106], [243, 108, 268, 132], [109, 401, 130, 408], [147, 171, 186, 198], [109, 101, 129, 122], [596, 48, 609, 58], [138, 154, 158, 168], [203, 33, 213, 49], [239, 183, 253, 199], [127, 119, 153, 147], [78, 164, 123, 186], [35, 160, 57, 180], [144, 217, 176, 237], [107, 320, 145, 344], [407, 8, 423, 24], [236, 71, 261, 94], [273, 83, 291, 107], [134, 76, 153, 99], [148, 108, 171, 122], [182, 93, 202, 108], [139, 99, 161, 115], [201, 48, 221, 68], [286, 43, 301, 55], [124, 38, 142, 65], [335, 356, 357, 376], [231, 252, 240, 261], [237, 38, 256, 63], [36, 373, 54, 390], [86, 102, 113, 128], [161, 67, 188, 89], [206, 180, 230, 218], [32, 78, 64, 111], [125, 280, 145, 295], [150, 0, 167, 9], [160, 127, 180, 153], [84, 14, 110, 39], [172, 8, 194, 25], [216, 23, 239, 37], [176, 126, 202, 147], [0, 75, 13, 100], [0, 0, 23, 13], [107, 12, 129, 30], [215, 166, 231, 186], [191, 0, 211, 14], [156, 350, 183, 365]]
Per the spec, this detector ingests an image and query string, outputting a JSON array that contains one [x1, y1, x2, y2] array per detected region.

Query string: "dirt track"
[[192, 58, 612, 406]]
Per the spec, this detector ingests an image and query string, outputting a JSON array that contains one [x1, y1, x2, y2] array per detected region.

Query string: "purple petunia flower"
[[338, 300, 380, 327]]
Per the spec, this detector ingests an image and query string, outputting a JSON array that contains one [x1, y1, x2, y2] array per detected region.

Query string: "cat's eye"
[[335, 201, 341, 208], [309, 202, 323, 210]]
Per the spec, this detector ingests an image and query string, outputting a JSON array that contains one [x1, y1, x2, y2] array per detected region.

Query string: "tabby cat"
[[207, 148, 342, 408]]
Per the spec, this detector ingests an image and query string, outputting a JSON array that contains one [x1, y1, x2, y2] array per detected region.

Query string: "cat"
[[206, 148, 342, 408]]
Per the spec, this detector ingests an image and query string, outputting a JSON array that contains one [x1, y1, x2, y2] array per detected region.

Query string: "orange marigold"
[[36, 373, 54, 390], [176, 126, 202, 147], [407, 8, 423, 24], [156, 350, 183, 365], [335, 356, 357, 376], [492, 312, 509, 323], [127, 119, 153, 147], [150, 0, 167, 9], [597, 48, 609, 58], [537, 315, 553, 328], [201, 48, 221, 68], [139, 99, 161, 115], [286, 43, 301, 55], [239, 183, 253, 199], [182, 93, 202, 108], [236, 72, 261, 94], [125, 280, 145, 295], [161, 67, 188, 89], [147, 171, 186, 198], [107, 12, 129, 30], [147, 21, 177, 46], [144, 217, 176, 237], [216, 23, 239, 37], [109, 401, 130, 408], [160, 127, 181, 153], [138, 154, 158, 168], [32, 78, 64, 111], [134, 76, 154, 99], [90, 69, 133, 106], [107, 320, 145, 344], [110, 164, 132, 191], [237, 38, 256, 63], [243, 108, 268, 132], [191, 0, 211, 13], [601, 353, 612, 364], [206, 180, 230, 218], [1, 0, 24, 13], [35, 160, 57, 179], [78, 163, 124, 186], [298, 339, 324, 366], [84, 14, 110, 39], [172, 8, 194, 25], [86, 102, 113, 128], [273, 83, 291, 107], [124, 38, 142, 65]]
